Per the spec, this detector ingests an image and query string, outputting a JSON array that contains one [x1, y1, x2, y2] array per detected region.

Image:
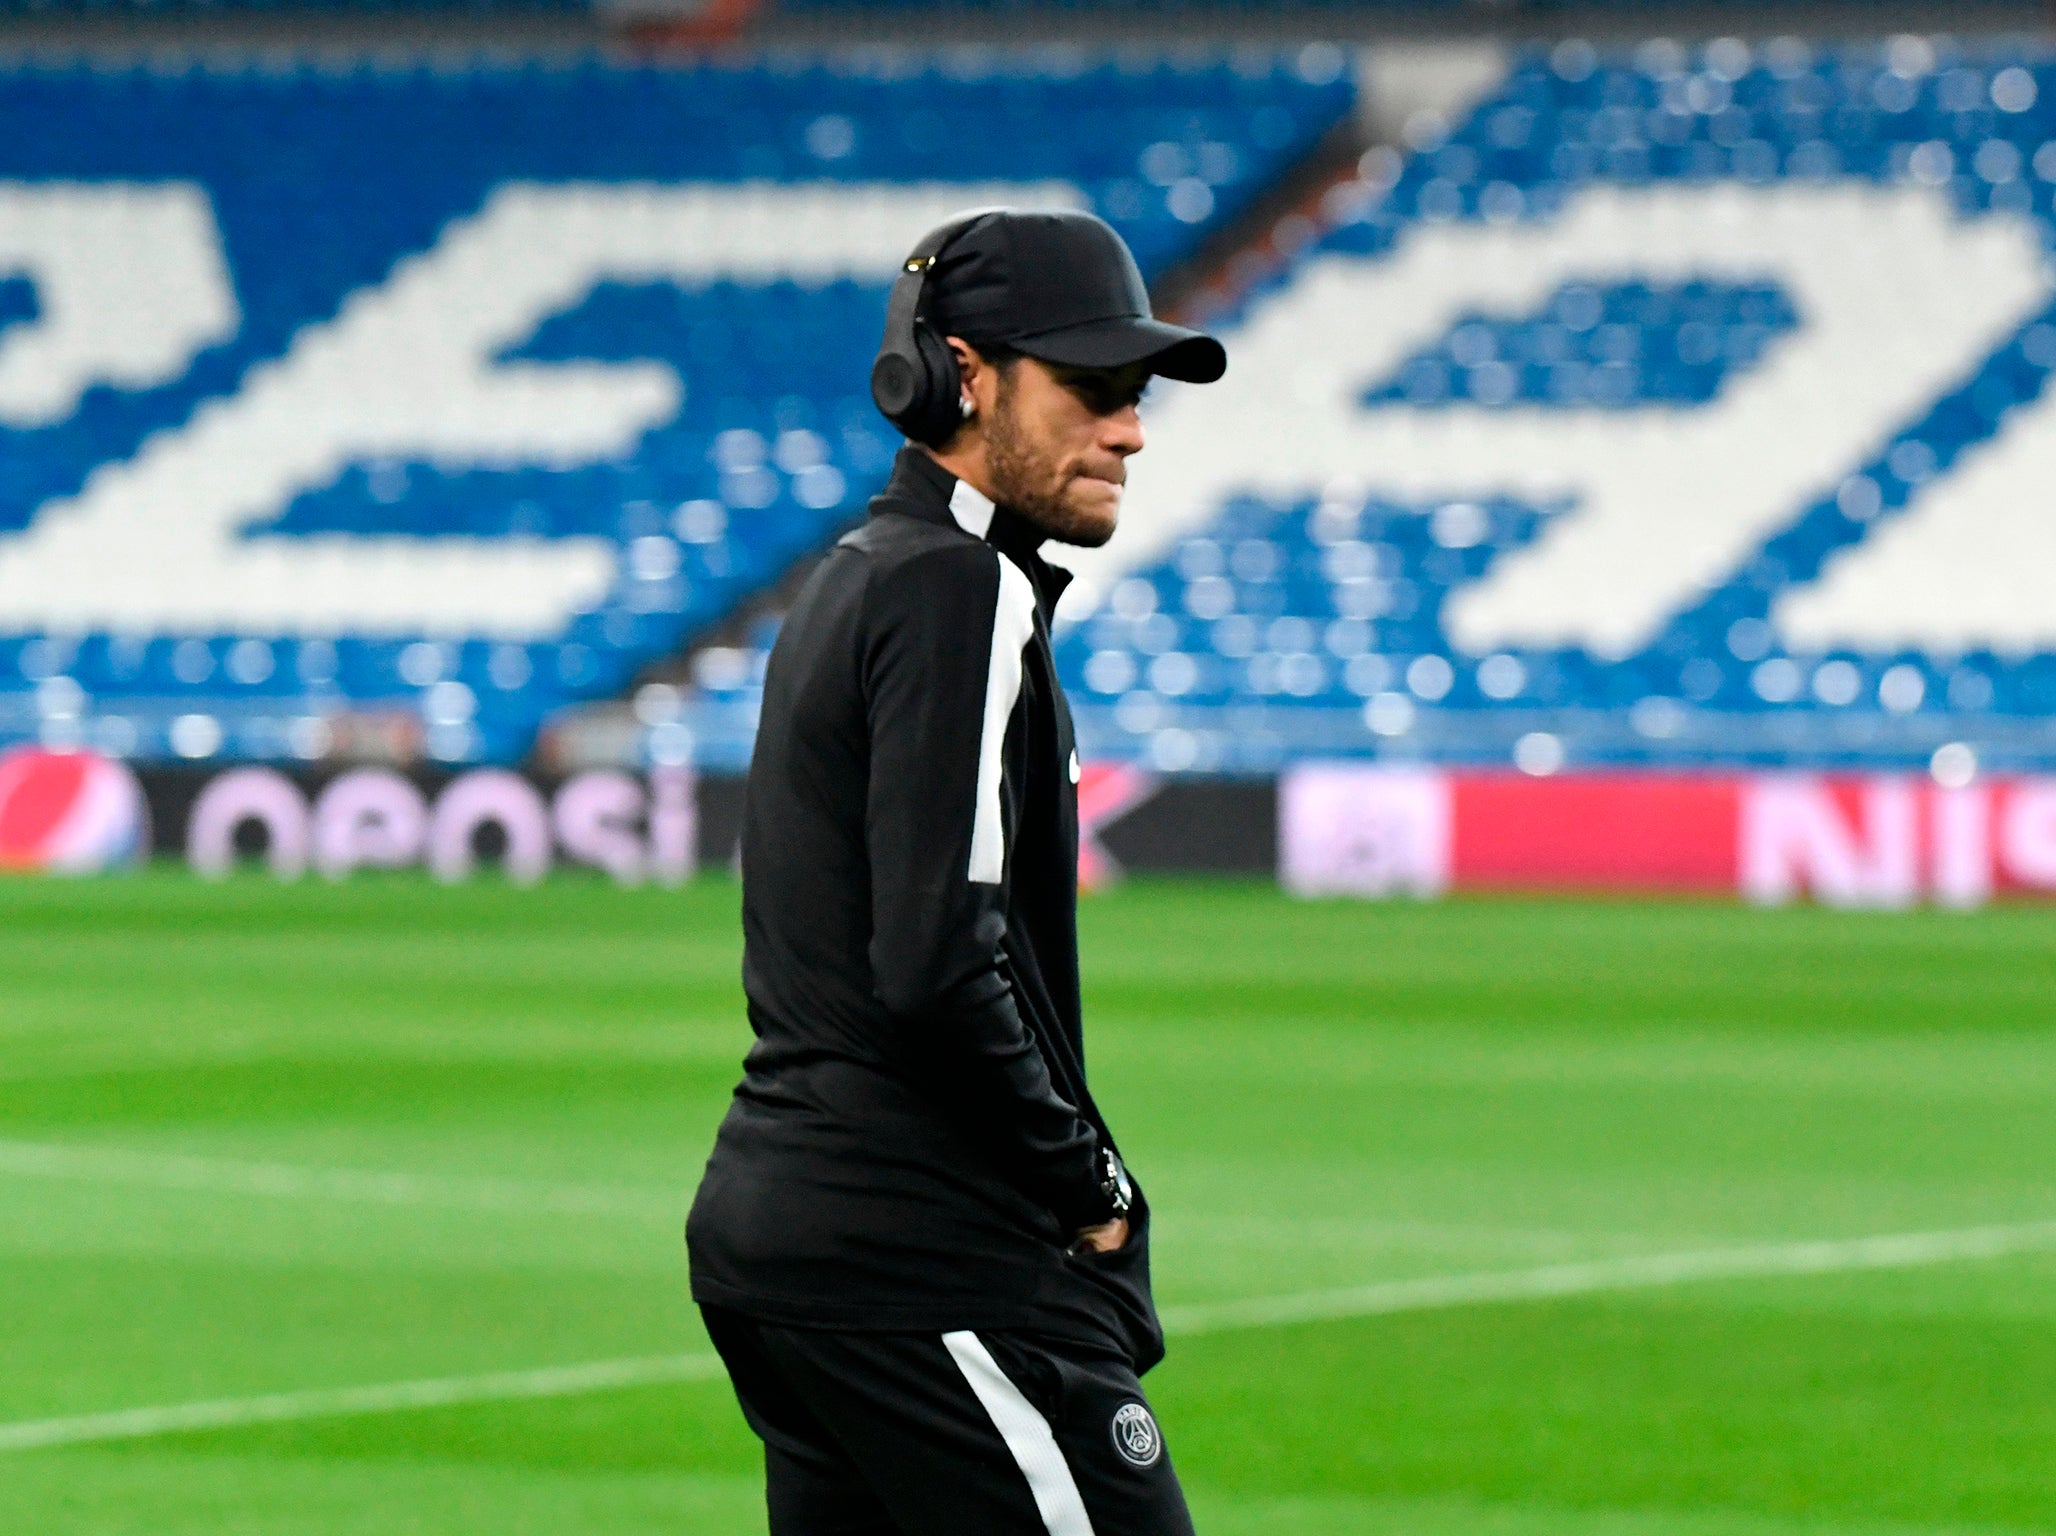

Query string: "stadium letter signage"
[[187, 765, 694, 885], [1067, 183, 2055, 660], [0, 183, 239, 429], [0, 180, 1079, 638]]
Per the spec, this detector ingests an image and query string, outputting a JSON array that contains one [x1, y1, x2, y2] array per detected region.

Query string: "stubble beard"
[[984, 374, 1117, 549]]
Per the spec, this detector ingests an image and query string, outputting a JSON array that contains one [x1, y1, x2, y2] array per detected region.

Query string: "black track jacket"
[[688, 447, 1161, 1370]]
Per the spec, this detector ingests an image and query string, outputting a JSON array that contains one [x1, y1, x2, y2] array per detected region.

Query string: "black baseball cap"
[[929, 209, 1226, 385]]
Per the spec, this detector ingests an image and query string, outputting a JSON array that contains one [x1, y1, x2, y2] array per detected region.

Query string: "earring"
[[960, 396, 975, 420]]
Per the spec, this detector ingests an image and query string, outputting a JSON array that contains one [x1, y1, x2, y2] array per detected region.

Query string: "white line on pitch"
[[1155, 1218, 2056, 1334], [0, 1139, 673, 1220], [0, 1141, 1617, 1254], [4, 1216, 2052, 1456], [0, 1352, 725, 1454]]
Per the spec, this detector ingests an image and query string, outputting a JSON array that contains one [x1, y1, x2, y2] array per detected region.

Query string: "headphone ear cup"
[[904, 320, 966, 447], [872, 208, 998, 444], [870, 346, 921, 424]]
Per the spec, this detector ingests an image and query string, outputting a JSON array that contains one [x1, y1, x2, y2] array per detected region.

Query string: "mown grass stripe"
[[0, 1354, 726, 1453], [0, 1139, 671, 1220], [5, 1217, 2051, 1456], [1156, 1218, 2056, 1333]]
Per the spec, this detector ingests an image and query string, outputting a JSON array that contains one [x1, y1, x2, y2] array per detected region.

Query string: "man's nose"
[[1104, 405, 1144, 456]]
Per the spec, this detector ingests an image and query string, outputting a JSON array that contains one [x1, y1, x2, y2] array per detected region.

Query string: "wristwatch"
[[1098, 1147, 1134, 1217]]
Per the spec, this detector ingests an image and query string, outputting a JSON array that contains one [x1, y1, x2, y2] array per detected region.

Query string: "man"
[[687, 207, 1226, 1535]]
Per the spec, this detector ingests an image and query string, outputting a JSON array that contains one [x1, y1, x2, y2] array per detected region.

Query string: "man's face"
[[983, 356, 1149, 548]]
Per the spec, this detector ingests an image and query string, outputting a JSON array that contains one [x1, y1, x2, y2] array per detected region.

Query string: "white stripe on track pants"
[[700, 1305, 1195, 1536]]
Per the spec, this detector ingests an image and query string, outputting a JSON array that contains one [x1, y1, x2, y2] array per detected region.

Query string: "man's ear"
[[945, 336, 988, 420]]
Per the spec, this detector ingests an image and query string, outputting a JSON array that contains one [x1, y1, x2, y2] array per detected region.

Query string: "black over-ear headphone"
[[870, 209, 997, 448]]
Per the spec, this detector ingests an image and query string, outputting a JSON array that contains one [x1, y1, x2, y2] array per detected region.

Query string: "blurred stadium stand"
[[7, 26, 2056, 780], [0, 54, 1351, 766], [692, 36, 2056, 776]]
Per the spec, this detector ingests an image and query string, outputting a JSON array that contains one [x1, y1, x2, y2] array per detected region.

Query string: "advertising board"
[[0, 748, 694, 884], [1281, 764, 2056, 909], [11, 746, 2054, 909]]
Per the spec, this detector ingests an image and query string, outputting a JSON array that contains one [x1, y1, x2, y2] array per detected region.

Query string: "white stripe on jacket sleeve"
[[968, 554, 1038, 885], [942, 1330, 1096, 1536]]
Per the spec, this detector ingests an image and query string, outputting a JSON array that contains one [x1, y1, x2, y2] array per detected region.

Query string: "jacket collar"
[[868, 445, 1075, 608]]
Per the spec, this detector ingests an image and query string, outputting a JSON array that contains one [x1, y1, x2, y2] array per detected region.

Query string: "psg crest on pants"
[[1111, 1402, 1163, 1468]]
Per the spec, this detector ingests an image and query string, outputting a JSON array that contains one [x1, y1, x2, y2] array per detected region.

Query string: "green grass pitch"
[[2, 871, 2053, 1535]]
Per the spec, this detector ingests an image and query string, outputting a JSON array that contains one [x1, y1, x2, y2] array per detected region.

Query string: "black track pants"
[[700, 1306, 1197, 1536]]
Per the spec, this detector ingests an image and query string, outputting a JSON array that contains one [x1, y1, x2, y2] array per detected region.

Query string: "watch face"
[[1106, 1152, 1134, 1211]]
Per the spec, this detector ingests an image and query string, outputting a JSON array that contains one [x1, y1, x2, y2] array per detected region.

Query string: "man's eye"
[[1058, 369, 1146, 415]]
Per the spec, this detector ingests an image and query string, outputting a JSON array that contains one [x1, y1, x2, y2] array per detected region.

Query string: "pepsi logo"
[[0, 749, 147, 874]]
